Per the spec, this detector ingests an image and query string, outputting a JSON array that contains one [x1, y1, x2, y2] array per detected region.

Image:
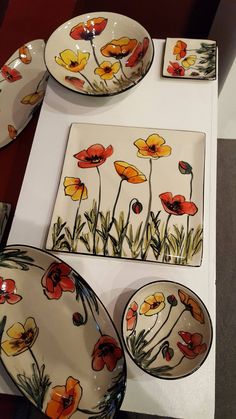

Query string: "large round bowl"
[[122, 280, 212, 380], [45, 12, 154, 96], [0, 245, 126, 418]]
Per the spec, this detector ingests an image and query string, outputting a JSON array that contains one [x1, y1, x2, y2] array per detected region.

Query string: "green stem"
[[103, 179, 123, 256], [86, 295, 103, 336], [186, 171, 194, 262], [29, 348, 41, 378], [72, 185, 84, 251], [119, 60, 136, 85], [79, 70, 95, 90], [90, 39, 100, 67], [140, 159, 153, 259], [162, 213, 172, 262], [93, 167, 101, 254], [145, 305, 173, 350], [114, 74, 122, 86], [35, 73, 48, 92], [118, 197, 138, 257], [155, 308, 187, 347]]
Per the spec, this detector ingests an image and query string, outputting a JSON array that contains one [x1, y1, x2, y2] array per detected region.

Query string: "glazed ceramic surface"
[[46, 123, 205, 266], [162, 38, 217, 80], [0, 203, 11, 243], [0, 245, 126, 418], [0, 39, 48, 149], [44, 12, 154, 96], [122, 280, 212, 379]]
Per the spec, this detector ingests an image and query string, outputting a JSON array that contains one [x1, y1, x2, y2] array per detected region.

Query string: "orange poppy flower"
[[94, 61, 120, 80], [173, 40, 187, 60], [64, 177, 88, 201], [70, 17, 107, 40], [21, 90, 45, 105], [140, 292, 165, 316], [1, 317, 38, 356], [8, 125, 17, 139], [177, 331, 207, 359], [178, 289, 205, 324], [114, 161, 147, 184], [126, 37, 149, 68], [74, 143, 113, 168], [101, 37, 137, 59], [19, 45, 32, 64], [134, 134, 171, 159], [126, 301, 138, 330], [159, 192, 198, 216], [45, 376, 82, 419]]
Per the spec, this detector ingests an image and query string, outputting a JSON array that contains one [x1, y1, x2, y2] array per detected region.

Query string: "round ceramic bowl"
[[0, 245, 126, 418], [44, 12, 154, 96], [0, 39, 48, 149], [122, 280, 212, 379]]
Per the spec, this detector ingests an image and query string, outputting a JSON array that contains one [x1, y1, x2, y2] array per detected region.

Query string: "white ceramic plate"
[[45, 12, 154, 96], [46, 123, 205, 266], [122, 280, 213, 379], [0, 39, 48, 149], [0, 245, 126, 418]]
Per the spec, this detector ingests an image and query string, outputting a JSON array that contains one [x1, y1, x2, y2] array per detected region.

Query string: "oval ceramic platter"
[[122, 280, 212, 380], [0, 40, 48, 149], [0, 245, 126, 418], [45, 12, 154, 96]]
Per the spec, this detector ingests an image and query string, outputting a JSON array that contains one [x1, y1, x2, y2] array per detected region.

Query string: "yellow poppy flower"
[[181, 55, 197, 69], [140, 293, 165, 316], [21, 90, 45, 105], [55, 49, 90, 72], [101, 37, 137, 59], [94, 61, 120, 80], [178, 289, 205, 324], [64, 177, 88, 201], [114, 161, 147, 184], [134, 134, 172, 159], [1, 317, 38, 356]]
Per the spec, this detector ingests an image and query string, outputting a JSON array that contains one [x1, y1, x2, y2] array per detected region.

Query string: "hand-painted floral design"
[[126, 301, 138, 330], [19, 45, 32, 64], [159, 192, 198, 216], [70, 17, 107, 40], [65, 76, 85, 91], [101, 38, 137, 59], [94, 61, 120, 80], [55, 50, 90, 73], [173, 40, 187, 60], [8, 125, 17, 139], [1, 317, 38, 356], [134, 134, 172, 159], [114, 161, 147, 183], [132, 199, 143, 214], [92, 335, 123, 372], [167, 61, 185, 77], [1, 65, 22, 82], [74, 143, 113, 168], [177, 331, 207, 359], [178, 160, 192, 175], [140, 293, 165, 316], [64, 177, 88, 201], [178, 289, 205, 324], [41, 262, 75, 300], [21, 90, 45, 105], [0, 277, 22, 304], [126, 37, 150, 67], [45, 376, 82, 419], [181, 55, 197, 69]]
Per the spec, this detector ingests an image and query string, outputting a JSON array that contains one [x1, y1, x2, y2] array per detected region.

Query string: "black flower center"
[[50, 268, 62, 285], [98, 343, 114, 357], [104, 66, 112, 73], [150, 301, 160, 309], [86, 154, 103, 163], [62, 395, 73, 409], [167, 201, 181, 212], [21, 328, 34, 345]]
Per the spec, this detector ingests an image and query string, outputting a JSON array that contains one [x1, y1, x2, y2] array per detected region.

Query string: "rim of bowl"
[[121, 279, 213, 380], [0, 243, 127, 415], [44, 11, 155, 97]]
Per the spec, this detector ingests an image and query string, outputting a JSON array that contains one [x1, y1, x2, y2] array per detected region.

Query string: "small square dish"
[[46, 123, 205, 266], [162, 38, 217, 80]]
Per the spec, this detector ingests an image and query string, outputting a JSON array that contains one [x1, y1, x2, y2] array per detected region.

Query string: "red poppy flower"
[[70, 17, 107, 40], [177, 331, 207, 359], [125, 37, 149, 68], [159, 192, 198, 216], [41, 262, 75, 300], [65, 76, 85, 91], [167, 61, 185, 77], [126, 301, 138, 331], [1, 65, 22, 82], [74, 143, 113, 168], [92, 335, 123, 372], [0, 277, 22, 305]]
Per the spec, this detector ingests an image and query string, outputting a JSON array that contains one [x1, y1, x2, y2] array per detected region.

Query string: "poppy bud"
[[178, 161, 192, 175], [132, 199, 143, 214], [167, 294, 178, 306], [72, 312, 84, 326]]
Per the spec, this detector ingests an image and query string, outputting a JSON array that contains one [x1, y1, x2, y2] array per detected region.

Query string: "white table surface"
[[4, 40, 217, 418]]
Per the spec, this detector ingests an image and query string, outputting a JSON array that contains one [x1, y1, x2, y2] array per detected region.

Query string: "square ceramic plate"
[[46, 123, 205, 266], [162, 38, 216, 80]]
